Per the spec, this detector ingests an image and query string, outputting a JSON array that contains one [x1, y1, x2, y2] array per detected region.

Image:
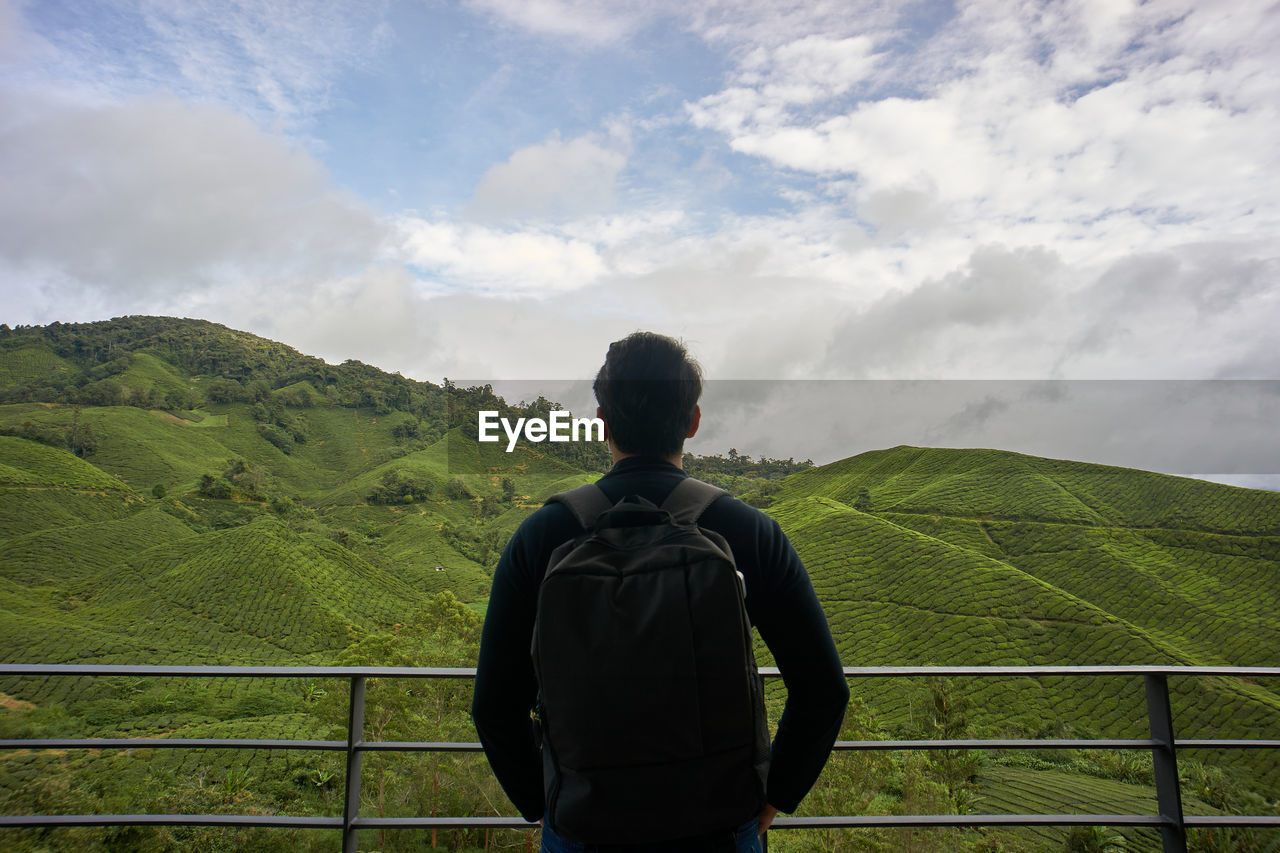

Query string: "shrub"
[[198, 473, 232, 499], [227, 689, 295, 719], [369, 469, 435, 504], [257, 422, 293, 454]]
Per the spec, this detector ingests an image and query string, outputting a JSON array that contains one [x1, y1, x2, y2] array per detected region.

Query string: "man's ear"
[[596, 406, 611, 441], [686, 405, 701, 439]]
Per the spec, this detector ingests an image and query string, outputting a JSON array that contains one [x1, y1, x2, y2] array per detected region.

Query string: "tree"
[[258, 422, 293, 454], [923, 677, 979, 795], [223, 459, 265, 497], [66, 408, 98, 457], [205, 378, 244, 403], [391, 417, 419, 439], [315, 592, 493, 850], [198, 473, 231, 499]]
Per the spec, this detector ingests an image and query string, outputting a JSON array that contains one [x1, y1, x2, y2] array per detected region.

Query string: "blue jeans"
[[540, 817, 763, 853]]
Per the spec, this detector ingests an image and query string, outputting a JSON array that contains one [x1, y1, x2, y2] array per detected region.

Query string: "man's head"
[[593, 331, 702, 459]]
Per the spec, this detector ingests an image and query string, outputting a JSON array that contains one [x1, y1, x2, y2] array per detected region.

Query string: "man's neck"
[[610, 446, 683, 469]]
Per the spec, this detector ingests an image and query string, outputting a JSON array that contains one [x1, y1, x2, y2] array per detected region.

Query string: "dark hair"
[[593, 332, 702, 458]]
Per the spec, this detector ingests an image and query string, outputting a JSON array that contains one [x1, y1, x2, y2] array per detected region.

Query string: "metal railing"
[[1, 664, 1278, 852]]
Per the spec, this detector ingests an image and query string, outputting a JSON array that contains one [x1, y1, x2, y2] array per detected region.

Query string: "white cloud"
[[738, 35, 880, 106], [396, 218, 606, 296], [0, 90, 385, 304], [1056, 242, 1280, 379], [688, 2, 1280, 245], [461, 0, 901, 52], [463, 0, 670, 44], [380, 206, 1278, 382], [823, 244, 1067, 378], [858, 180, 946, 236], [467, 130, 630, 222], [812, 239, 1280, 380], [686, 1, 900, 52], [240, 264, 434, 370]]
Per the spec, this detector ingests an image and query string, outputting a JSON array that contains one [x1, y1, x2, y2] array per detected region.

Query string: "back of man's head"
[[593, 331, 702, 458]]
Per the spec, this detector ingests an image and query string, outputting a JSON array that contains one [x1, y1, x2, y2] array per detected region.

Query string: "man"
[[472, 331, 849, 851]]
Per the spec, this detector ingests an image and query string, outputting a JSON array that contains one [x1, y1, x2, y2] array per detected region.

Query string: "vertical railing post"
[[1144, 673, 1186, 853], [343, 675, 366, 853]]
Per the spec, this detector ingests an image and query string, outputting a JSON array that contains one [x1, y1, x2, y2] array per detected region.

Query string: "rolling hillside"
[[1, 318, 1277, 851], [768, 446, 1280, 848]]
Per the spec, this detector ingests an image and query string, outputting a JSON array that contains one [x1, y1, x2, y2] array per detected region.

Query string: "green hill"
[[1, 318, 1277, 852], [768, 445, 1280, 848]]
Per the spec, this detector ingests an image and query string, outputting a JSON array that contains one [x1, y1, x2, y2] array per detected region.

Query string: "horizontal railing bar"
[[0, 813, 1192, 830], [2, 664, 1278, 678], [1184, 815, 1280, 827], [0, 664, 477, 678], [364, 815, 1274, 831], [1177, 739, 1280, 749], [833, 738, 1155, 750], [356, 740, 483, 752], [824, 666, 1280, 678], [352, 816, 546, 829], [32, 736, 1280, 755], [1, 738, 346, 751], [771, 814, 1172, 828], [4, 735, 1271, 756], [0, 814, 341, 828]]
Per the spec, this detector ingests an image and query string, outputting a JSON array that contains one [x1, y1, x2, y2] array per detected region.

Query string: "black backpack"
[[532, 477, 770, 844]]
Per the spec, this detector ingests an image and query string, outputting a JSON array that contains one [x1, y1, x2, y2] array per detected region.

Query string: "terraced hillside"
[[0, 319, 607, 718], [769, 446, 1280, 848], [0, 430, 592, 670], [2, 319, 1278, 851]]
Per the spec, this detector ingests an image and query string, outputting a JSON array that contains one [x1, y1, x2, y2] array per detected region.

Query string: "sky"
[[1, 0, 1277, 476]]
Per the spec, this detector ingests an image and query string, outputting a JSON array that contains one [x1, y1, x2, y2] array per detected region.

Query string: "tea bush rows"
[[0, 508, 193, 586], [0, 436, 126, 491], [779, 445, 1280, 534], [977, 765, 1170, 852], [0, 342, 75, 388], [771, 473, 1280, 795]]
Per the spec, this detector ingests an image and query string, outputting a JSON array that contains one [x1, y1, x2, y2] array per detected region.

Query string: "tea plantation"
[[0, 318, 1276, 852]]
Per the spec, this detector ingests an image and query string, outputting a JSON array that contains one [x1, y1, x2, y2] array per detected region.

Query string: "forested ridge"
[[0, 317, 1277, 852]]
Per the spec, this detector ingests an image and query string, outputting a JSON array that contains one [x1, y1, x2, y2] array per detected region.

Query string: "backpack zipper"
[[533, 700, 563, 824]]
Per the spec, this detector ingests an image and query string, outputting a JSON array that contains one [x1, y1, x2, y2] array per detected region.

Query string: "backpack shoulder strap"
[[545, 483, 614, 530], [661, 477, 728, 526]]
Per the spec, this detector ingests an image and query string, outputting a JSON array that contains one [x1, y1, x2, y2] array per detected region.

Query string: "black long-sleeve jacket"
[[471, 456, 849, 823]]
